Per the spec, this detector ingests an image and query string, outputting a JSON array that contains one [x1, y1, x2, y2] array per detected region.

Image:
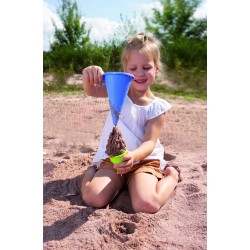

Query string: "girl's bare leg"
[[81, 167, 125, 208], [128, 167, 179, 213], [81, 165, 97, 187]]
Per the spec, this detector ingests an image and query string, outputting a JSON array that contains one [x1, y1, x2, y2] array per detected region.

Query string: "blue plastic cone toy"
[[103, 72, 134, 126]]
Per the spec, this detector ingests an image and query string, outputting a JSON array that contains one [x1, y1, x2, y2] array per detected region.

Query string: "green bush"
[[43, 0, 207, 98]]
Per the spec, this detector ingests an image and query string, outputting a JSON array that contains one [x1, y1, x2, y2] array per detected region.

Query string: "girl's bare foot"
[[164, 166, 182, 183]]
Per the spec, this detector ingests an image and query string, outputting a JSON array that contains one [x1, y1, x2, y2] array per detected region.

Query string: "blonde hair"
[[121, 32, 163, 71]]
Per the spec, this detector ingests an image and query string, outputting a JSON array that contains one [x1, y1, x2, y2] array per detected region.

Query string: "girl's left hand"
[[113, 151, 134, 175]]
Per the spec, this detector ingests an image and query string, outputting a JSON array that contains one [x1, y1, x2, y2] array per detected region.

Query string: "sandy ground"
[[43, 93, 207, 250]]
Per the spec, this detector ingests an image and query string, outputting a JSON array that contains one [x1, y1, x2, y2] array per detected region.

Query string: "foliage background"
[[43, 0, 207, 99]]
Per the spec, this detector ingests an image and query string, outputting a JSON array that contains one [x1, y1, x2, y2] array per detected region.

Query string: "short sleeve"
[[148, 97, 172, 120]]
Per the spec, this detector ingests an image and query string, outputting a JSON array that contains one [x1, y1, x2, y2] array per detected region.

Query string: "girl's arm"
[[82, 66, 108, 98], [115, 113, 166, 174]]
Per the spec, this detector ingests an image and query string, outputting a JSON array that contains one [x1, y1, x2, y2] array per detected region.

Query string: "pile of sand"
[[43, 93, 207, 249]]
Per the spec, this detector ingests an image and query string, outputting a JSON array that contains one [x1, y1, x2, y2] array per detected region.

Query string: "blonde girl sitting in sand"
[[81, 33, 180, 213]]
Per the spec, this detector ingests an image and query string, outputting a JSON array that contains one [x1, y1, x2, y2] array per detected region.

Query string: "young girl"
[[81, 33, 180, 213]]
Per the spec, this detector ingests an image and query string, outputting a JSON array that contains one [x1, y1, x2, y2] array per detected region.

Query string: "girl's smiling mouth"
[[135, 79, 147, 84]]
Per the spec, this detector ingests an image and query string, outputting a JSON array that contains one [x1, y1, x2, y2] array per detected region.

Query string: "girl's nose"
[[136, 68, 144, 75]]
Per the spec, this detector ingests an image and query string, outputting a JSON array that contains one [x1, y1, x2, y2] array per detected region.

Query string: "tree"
[[46, 0, 91, 74], [50, 0, 90, 50], [145, 0, 207, 69], [114, 14, 139, 43]]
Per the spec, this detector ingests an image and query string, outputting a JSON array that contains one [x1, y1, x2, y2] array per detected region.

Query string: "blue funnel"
[[103, 72, 134, 126]]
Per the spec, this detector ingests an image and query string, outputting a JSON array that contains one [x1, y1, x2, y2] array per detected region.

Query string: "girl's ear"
[[155, 66, 160, 73]]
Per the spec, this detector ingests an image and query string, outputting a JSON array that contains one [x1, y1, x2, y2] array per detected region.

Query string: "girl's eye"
[[129, 66, 152, 71], [143, 65, 153, 70]]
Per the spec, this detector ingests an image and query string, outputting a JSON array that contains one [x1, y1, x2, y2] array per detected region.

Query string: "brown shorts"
[[96, 158, 163, 186]]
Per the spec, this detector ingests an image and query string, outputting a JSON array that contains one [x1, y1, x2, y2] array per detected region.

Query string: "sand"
[[43, 93, 207, 249]]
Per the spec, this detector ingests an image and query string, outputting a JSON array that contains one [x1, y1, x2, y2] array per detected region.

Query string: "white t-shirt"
[[92, 95, 172, 170]]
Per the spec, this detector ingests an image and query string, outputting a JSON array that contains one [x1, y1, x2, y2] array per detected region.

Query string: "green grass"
[[43, 82, 83, 94], [44, 71, 207, 101], [151, 84, 207, 101], [161, 68, 207, 100], [43, 82, 206, 100]]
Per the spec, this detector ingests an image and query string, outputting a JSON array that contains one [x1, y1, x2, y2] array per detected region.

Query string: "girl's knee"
[[82, 188, 108, 208]]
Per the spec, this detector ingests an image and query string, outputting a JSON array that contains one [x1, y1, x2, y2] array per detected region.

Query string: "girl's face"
[[125, 49, 159, 92]]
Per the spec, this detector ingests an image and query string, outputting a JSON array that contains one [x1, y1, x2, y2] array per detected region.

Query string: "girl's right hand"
[[82, 66, 104, 85], [82, 66, 107, 97]]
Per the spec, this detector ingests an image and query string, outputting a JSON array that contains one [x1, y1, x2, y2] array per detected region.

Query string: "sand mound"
[[43, 93, 207, 249]]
